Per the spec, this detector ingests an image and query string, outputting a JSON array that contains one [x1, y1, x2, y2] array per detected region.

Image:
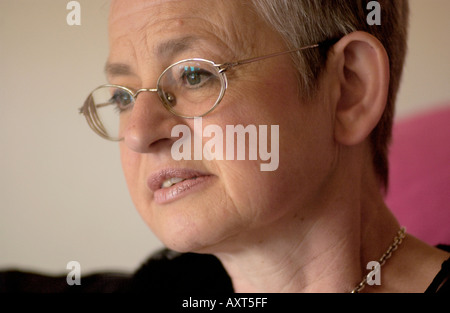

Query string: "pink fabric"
[[386, 105, 450, 245]]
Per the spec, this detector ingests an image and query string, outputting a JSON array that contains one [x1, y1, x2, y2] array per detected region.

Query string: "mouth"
[[147, 168, 213, 204], [160, 176, 199, 189]]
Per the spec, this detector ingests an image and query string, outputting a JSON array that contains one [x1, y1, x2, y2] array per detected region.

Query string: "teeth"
[[161, 177, 185, 188]]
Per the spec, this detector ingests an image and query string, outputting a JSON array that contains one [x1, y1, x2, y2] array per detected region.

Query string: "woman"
[[87, 0, 447, 293], [2, 0, 449, 293]]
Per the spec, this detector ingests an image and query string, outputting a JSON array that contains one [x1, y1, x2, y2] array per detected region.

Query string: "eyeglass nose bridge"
[[133, 88, 158, 98]]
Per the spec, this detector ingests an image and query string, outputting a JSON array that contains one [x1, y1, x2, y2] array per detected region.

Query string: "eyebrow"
[[104, 36, 200, 79], [104, 63, 133, 78], [155, 36, 199, 58]]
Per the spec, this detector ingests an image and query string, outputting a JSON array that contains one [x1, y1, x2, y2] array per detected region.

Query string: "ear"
[[331, 31, 390, 146]]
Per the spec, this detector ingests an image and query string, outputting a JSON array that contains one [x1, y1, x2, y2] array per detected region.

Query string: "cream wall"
[[0, 0, 449, 274], [0, 0, 160, 274], [396, 0, 450, 117]]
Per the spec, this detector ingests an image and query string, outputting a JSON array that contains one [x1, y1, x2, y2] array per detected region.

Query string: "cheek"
[[199, 103, 302, 222], [214, 75, 335, 215], [120, 145, 134, 182], [119, 144, 144, 205]]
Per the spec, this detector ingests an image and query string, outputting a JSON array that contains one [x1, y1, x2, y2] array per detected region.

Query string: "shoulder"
[[129, 248, 233, 293], [425, 245, 450, 293], [0, 270, 131, 293], [0, 249, 232, 293]]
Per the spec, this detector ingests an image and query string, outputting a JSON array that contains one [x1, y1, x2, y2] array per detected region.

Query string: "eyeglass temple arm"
[[217, 38, 339, 73]]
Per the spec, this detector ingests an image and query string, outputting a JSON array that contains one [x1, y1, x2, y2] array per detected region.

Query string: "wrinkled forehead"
[[108, 0, 275, 58], [110, 0, 254, 35], [109, 0, 192, 29]]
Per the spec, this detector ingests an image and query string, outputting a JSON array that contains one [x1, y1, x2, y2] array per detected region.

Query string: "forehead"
[[109, 0, 258, 32], [108, 0, 278, 65]]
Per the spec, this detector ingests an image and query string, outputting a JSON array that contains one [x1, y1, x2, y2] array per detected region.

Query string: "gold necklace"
[[351, 227, 406, 293]]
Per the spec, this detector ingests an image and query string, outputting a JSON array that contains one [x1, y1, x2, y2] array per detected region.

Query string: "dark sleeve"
[[0, 248, 233, 293], [425, 245, 450, 293], [0, 270, 132, 293], [128, 248, 234, 293]]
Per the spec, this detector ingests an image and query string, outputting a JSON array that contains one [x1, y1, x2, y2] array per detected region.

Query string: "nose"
[[122, 89, 178, 154]]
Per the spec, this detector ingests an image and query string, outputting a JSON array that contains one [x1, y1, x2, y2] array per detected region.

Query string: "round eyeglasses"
[[80, 43, 321, 141]]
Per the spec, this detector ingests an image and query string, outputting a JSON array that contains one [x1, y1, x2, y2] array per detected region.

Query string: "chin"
[[147, 204, 242, 255], [156, 227, 224, 254]]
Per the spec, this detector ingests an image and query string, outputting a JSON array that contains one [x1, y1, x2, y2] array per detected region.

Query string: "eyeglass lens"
[[86, 60, 225, 140]]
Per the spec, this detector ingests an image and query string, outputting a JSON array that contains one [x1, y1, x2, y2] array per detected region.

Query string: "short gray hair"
[[250, 0, 410, 189]]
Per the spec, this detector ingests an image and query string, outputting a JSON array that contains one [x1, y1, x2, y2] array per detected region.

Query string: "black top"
[[1, 246, 449, 293]]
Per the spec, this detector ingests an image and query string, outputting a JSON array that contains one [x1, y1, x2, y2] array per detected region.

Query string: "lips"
[[147, 168, 212, 204]]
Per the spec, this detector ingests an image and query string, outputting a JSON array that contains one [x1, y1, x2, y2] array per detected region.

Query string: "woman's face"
[[109, 0, 337, 253]]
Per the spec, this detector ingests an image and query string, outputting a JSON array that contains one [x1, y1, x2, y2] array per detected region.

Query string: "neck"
[[213, 150, 402, 293]]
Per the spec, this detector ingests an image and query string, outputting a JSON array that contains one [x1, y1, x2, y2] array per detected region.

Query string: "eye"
[[181, 66, 213, 88], [110, 88, 134, 112]]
